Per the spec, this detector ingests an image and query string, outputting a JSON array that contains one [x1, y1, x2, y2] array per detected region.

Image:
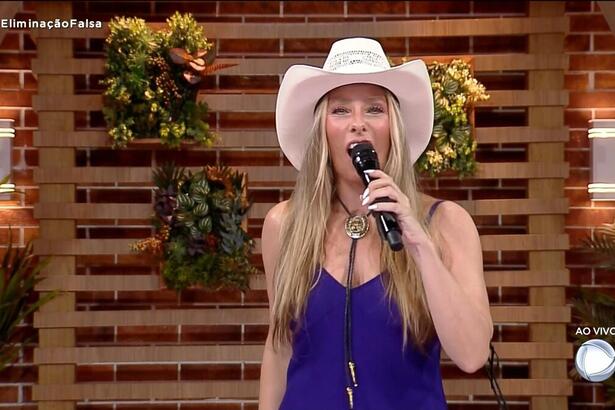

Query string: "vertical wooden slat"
[[34, 3, 76, 410], [527, 2, 570, 410]]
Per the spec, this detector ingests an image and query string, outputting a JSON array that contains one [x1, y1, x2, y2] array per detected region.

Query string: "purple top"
[[278, 200, 448, 410]]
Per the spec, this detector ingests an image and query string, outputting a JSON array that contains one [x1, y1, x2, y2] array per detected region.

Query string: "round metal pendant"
[[345, 215, 369, 239]]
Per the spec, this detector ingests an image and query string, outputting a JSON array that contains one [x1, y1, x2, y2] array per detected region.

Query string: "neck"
[[333, 178, 368, 216]]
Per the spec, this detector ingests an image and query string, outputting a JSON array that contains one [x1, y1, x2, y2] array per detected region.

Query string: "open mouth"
[[347, 140, 371, 156]]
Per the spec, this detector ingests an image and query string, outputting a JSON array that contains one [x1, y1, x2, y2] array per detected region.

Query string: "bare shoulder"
[[264, 199, 290, 228], [261, 200, 290, 303]]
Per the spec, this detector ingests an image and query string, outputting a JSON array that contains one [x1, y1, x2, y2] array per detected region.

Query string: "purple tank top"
[[278, 200, 448, 410]]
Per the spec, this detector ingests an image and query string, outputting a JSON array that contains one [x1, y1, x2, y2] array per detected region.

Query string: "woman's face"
[[325, 83, 390, 182]]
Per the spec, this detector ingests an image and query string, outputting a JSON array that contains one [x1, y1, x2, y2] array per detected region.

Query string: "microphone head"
[[349, 142, 380, 174]]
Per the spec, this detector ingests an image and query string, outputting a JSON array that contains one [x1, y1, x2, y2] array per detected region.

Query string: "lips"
[[346, 139, 371, 151]]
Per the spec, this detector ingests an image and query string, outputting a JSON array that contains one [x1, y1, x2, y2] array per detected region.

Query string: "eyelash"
[[331, 105, 385, 114]]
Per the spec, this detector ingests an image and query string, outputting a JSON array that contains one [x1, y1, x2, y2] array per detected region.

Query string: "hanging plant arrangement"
[[130, 163, 258, 292], [397, 57, 489, 178], [100, 12, 237, 149]]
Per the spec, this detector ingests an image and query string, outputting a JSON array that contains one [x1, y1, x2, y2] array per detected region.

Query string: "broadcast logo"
[[574, 339, 615, 382]]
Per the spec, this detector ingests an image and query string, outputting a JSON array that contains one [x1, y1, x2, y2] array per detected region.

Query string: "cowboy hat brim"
[[275, 59, 434, 170]]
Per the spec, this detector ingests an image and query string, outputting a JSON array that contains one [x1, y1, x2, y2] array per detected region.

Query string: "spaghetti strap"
[[425, 199, 446, 225]]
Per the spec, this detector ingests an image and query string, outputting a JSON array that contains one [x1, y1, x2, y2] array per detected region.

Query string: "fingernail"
[[368, 204, 377, 210], [361, 196, 369, 206], [361, 187, 369, 199], [364, 169, 376, 174]]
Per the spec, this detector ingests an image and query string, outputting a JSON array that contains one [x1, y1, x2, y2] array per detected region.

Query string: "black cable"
[[484, 342, 508, 409]]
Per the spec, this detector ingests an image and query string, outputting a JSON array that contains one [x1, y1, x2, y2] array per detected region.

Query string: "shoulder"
[[430, 199, 480, 251], [264, 199, 290, 229], [262, 200, 290, 252]]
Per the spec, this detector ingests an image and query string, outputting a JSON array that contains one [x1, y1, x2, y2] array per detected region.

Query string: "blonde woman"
[[258, 38, 493, 410]]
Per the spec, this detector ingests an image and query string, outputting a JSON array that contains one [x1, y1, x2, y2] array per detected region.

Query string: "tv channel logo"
[[575, 339, 615, 382]]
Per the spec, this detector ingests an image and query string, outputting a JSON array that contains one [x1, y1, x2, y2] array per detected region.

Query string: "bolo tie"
[[335, 192, 375, 409]]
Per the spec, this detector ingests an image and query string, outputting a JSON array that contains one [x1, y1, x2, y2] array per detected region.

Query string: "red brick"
[[244, 324, 268, 342], [595, 73, 615, 89], [501, 287, 528, 304], [0, 90, 31, 107], [566, 208, 615, 226], [219, 1, 280, 14], [500, 325, 528, 342], [570, 14, 610, 32], [24, 109, 36, 127], [0, 33, 19, 50], [284, 38, 332, 53], [244, 16, 306, 23], [570, 54, 615, 70], [473, 35, 527, 53], [595, 268, 615, 285], [0, 386, 18, 402], [595, 109, 615, 119], [117, 364, 177, 381], [594, 34, 615, 51], [569, 267, 591, 285], [218, 75, 279, 91], [410, 1, 470, 14], [565, 149, 589, 167], [0, 54, 31, 69], [348, 1, 406, 15], [564, 34, 590, 52], [565, 168, 589, 189], [218, 39, 279, 55], [24, 149, 37, 166], [180, 325, 242, 343], [564, 131, 589, 149], [569, 91, 615, 108], [412, 37, 470, 54], [13, 129, 32, 147], [565, 73, 589, 90], [180, 363, 241, 380], [565, 187, 591, 207], [0, 208, 36, 225], [154, 1, 217, 15], [473, 1, 528, 14], [284, 1, 343, 14], [77, 365, 114, 382], [0, 73, 19, 90], [566, 1, 592, 12], [564, 109, 591, 128]]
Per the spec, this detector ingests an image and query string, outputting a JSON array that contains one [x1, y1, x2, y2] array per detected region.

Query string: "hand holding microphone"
[[348, 142, 405, 252]]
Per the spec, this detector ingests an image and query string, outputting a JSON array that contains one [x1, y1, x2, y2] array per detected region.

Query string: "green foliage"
[[100, 12, 220, 149], [0, 227, 59, 373], [395, 58, 489, 178], [133, 163, 258, 292], [569, 220, 615, 405]]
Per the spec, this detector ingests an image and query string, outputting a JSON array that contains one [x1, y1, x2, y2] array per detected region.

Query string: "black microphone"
[[348, 142, 404, 252]]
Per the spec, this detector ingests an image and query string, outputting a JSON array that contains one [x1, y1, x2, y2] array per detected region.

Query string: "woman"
[[258, 37, 493, 410]]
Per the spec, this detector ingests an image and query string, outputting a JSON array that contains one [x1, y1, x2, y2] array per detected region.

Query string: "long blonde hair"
[[270, 86, 443, 356]]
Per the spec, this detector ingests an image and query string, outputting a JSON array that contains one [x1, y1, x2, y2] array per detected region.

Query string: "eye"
[[368, 105, 385, 113], [331, 107, 348, 114]]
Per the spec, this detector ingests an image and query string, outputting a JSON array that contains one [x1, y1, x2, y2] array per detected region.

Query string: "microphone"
[[348, 142, 404, 252]]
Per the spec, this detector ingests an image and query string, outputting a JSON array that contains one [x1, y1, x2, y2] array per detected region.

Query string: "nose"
[[350, 115, 367, 133]]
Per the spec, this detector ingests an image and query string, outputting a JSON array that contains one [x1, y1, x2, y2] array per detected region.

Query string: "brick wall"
[[0, 1, 613, 409]]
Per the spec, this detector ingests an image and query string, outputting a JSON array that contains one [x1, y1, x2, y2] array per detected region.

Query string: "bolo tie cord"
[[336, 194, 374, 409]]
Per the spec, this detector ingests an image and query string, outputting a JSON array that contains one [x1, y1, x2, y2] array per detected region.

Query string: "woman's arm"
[[258, 201, 292, 410], [412, 201, 494, 373]]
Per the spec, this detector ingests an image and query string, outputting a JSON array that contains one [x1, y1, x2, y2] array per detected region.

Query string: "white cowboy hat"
[[275, 36, 434, 171]]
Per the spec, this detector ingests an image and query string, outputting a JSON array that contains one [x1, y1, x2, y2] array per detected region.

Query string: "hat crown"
[[322, 37, 391, 74]]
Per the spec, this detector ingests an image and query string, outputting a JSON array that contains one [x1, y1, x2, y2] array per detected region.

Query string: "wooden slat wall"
[[30, 2, 572, 409]]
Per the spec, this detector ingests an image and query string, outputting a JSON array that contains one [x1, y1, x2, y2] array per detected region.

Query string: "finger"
[[362, 186, 398, 206], [366, 200, 401, 213]]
